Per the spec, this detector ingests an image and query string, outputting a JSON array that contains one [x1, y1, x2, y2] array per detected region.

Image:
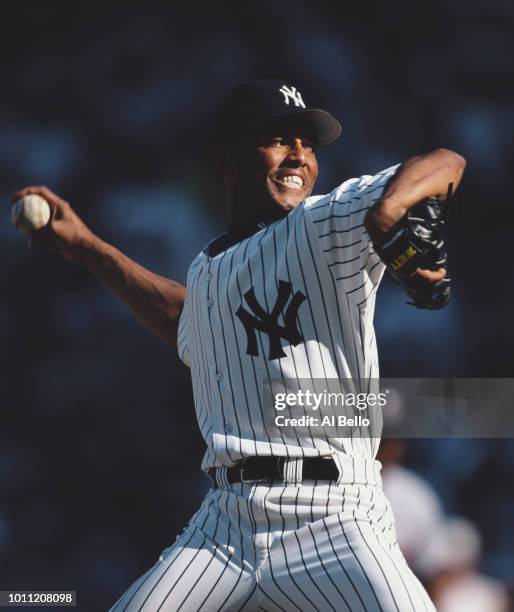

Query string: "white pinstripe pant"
[[109, 470, 435, 611]]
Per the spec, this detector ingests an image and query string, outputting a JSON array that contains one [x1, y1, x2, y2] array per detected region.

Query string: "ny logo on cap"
[[279, 85, 305, 108]]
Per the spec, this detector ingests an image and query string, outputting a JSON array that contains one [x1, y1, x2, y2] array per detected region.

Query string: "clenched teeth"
[[277, 175, 304, 189]]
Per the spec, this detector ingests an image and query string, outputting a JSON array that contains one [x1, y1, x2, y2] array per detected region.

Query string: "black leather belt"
[[207, 456, 339, 488]]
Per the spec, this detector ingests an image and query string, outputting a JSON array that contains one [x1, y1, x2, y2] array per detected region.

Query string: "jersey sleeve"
[[304, 164, 400, 303], [176, 299, 191, 368]]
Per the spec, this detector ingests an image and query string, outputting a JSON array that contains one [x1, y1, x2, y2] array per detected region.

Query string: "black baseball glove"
[[374, 186, 454, 310]]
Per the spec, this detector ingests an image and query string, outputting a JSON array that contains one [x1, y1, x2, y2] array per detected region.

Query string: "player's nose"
[[284, 138, 307, 166]]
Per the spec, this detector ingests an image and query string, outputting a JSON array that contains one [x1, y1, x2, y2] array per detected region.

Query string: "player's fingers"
[[415, 267, 446, 282], [12, 185, 66, 207], [38, 185, 68, 206], [13, 186, 45, 202]]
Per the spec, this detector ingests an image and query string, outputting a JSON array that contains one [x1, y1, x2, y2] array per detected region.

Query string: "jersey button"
[[216, 372, 223, 382], [205, 273, 212, 281], [207, 299, 214, 308]]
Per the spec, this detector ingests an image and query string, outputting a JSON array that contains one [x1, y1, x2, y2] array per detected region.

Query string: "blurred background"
[[1, 1, 513, 610]]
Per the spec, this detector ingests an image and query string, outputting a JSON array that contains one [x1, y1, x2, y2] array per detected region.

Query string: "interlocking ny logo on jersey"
[[279, 85, 305, 108], [236, 280, 306, 360]]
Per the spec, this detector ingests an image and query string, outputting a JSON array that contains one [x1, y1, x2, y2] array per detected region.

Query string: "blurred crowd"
[[379, 439, 512, 611], [1, 2, 513, 609]]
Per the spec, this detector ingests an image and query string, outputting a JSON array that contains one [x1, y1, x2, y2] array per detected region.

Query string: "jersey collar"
[[203, 220, 270, 258]]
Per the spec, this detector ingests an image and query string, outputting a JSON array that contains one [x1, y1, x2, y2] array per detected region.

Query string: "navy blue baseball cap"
[[209, 79, 342, 147]]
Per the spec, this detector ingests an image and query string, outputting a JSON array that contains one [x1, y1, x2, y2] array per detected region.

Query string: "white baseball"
[[11, 194, 51, 234]]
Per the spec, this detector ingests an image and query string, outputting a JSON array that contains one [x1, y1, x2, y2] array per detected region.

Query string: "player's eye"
[[301, 140, 316, 153], [269, 138, 285, 148]]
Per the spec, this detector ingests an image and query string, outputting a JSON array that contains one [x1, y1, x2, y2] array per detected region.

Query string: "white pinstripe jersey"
[[177, 164, 400, 472]]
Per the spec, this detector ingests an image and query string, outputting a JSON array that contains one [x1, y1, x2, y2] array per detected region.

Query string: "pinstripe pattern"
[[109, 476, 434, 611], [177, 165, 399, 471], [109, 165, 436, 610]]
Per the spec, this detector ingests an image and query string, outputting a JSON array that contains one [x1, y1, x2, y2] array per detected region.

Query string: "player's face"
[[237, 129, 319, 216]]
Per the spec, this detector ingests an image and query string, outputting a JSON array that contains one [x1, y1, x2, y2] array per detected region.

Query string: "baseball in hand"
[[11, 194, 51, 234]]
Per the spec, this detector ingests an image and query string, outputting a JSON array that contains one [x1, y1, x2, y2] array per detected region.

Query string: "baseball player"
[[14, 79, 466, 611]]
